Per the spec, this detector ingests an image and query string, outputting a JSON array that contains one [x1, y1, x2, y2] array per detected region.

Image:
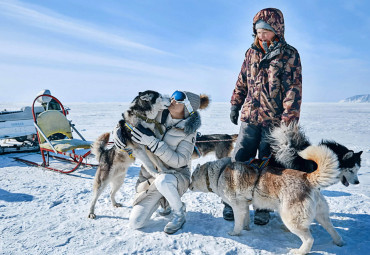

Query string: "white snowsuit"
[[129, 110, 200, 229]]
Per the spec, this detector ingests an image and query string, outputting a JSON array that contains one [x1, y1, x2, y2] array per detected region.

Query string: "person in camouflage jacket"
[[225, 8, 302, 225]]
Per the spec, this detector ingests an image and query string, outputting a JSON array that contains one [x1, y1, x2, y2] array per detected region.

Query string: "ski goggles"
[[171, 90, 194, 115]]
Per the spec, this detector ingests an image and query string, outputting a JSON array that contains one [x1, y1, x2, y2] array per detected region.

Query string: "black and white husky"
[[268, 123, 363, 186], [88, 90, 170, 219]]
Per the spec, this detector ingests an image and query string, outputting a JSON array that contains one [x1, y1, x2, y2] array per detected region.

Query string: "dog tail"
[[268, 122, 311, 169], [91, 132, 110, 162], [299, 145, 339, 188]]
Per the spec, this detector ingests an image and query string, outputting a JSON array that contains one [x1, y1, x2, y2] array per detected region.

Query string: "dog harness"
[[204, 156, 271, 201], [194, 146, 202, 158], [122, 148, 135, 159], [135, 113, 164, 135], [205, 170, 213, 192], [114, 122, 135, 159], [205, 166, 226, 193], [245, 154, 272, 200], [245, 154, 272, 171]]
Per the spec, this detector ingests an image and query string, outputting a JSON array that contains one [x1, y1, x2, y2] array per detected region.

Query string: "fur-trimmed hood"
[[174, 111, 201, 135]]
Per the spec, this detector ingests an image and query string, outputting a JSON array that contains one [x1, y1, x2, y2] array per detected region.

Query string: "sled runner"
[[14, 94, 95, 173]]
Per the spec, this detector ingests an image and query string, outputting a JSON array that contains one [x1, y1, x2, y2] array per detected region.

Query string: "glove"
[[230, 105, 240, 125], [132, 126, 159, 152], [135, 124, 155, 137], [112, 124, 126, 150]]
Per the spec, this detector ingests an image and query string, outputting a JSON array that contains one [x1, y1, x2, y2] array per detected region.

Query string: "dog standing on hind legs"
[[88, 90, 170, 219], [88, 131, 133, 219], [190, 144, 345, 254]]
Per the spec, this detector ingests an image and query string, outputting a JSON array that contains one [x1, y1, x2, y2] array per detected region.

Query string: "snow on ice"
[[0, 102, 369, 254]]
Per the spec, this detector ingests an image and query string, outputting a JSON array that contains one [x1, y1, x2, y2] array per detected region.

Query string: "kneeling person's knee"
[[155, 174, 177, 190]]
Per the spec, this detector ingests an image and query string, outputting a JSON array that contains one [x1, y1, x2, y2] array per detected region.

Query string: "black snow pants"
[[231, 122, 271, 162]]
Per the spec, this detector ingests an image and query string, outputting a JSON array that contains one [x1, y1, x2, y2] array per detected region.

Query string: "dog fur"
[[192, 133, 238, 159], [269, 123, 363, 186], [190, 144, 346, 254], [88, 90, 170, 219]]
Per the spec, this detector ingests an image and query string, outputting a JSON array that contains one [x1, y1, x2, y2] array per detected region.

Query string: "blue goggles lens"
[[171, 90, 186, 101]]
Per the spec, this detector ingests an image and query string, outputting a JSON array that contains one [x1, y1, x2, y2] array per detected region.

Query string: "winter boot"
[[158, 206, 171, 216], [254, 209, 271, 225], [164, 203, 186, 234], [223, 202, 234, 221]]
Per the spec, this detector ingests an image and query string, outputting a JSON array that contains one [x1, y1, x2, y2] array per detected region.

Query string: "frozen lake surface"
[[1, 102, 369, 254]]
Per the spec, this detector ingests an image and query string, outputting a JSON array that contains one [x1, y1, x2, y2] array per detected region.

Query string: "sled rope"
[[195, 138, 236, 143]]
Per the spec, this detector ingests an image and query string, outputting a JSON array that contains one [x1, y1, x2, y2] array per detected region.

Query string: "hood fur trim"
[[175, 111, 201, 135]]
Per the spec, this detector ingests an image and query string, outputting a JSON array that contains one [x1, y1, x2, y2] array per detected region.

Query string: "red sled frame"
[[15, 94, 96, 174]]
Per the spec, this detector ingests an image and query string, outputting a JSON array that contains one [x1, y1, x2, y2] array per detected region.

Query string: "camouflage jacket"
[[231, 8, 302, 127]]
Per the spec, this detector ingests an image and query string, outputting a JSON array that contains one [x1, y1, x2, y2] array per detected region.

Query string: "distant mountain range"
[[340, 94, 370, 103]]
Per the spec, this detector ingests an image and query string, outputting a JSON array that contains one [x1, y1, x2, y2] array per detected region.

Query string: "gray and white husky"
[[88, 90, 170, 219], [190, 145, 345, 254]]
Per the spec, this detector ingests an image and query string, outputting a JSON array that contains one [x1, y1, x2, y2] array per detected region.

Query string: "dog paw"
[[289, 248, 305, 255], [114, 203, 123, 208], [228, 231, 241, 236], [289, 248, 300, 254], [88, 213, 96, 219]]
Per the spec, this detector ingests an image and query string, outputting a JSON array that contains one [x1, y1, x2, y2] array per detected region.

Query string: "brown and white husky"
[[190, 144, 346, 254]]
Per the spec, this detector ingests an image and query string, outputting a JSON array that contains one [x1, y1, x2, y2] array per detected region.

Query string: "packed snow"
[[1, 102, 369, 255]]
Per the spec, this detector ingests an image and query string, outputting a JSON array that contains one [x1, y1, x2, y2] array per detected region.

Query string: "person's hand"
[[112, 124, 126, 150], [230, 105, 240, 125], [132, 127, 158, 152]]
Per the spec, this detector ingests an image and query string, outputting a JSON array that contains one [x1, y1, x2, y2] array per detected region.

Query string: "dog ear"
[[343, 151, 354, 160], [140, 94, 153, 102], [358, 151, 363, 156]]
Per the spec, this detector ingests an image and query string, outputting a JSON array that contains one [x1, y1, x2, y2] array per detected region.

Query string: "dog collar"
[[205, 170, 213, 193], [135, 114, 164, 135], [206, 164, 227, 193]]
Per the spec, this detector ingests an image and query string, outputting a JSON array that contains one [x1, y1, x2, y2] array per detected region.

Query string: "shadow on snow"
[[0, 188, 34, 202]]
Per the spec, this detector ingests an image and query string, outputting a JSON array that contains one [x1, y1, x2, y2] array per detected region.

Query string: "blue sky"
[[0, 0, 369, 103]]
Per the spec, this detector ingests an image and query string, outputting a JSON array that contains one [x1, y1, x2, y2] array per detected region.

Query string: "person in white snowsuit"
[[127, 91, 208, 234]]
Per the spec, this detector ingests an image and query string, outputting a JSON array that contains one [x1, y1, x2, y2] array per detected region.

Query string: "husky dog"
[[269, 123, 363, 186], [88, 90, 170, 219], [190, 145, 345, 254], [192, 133, 238, 159]]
